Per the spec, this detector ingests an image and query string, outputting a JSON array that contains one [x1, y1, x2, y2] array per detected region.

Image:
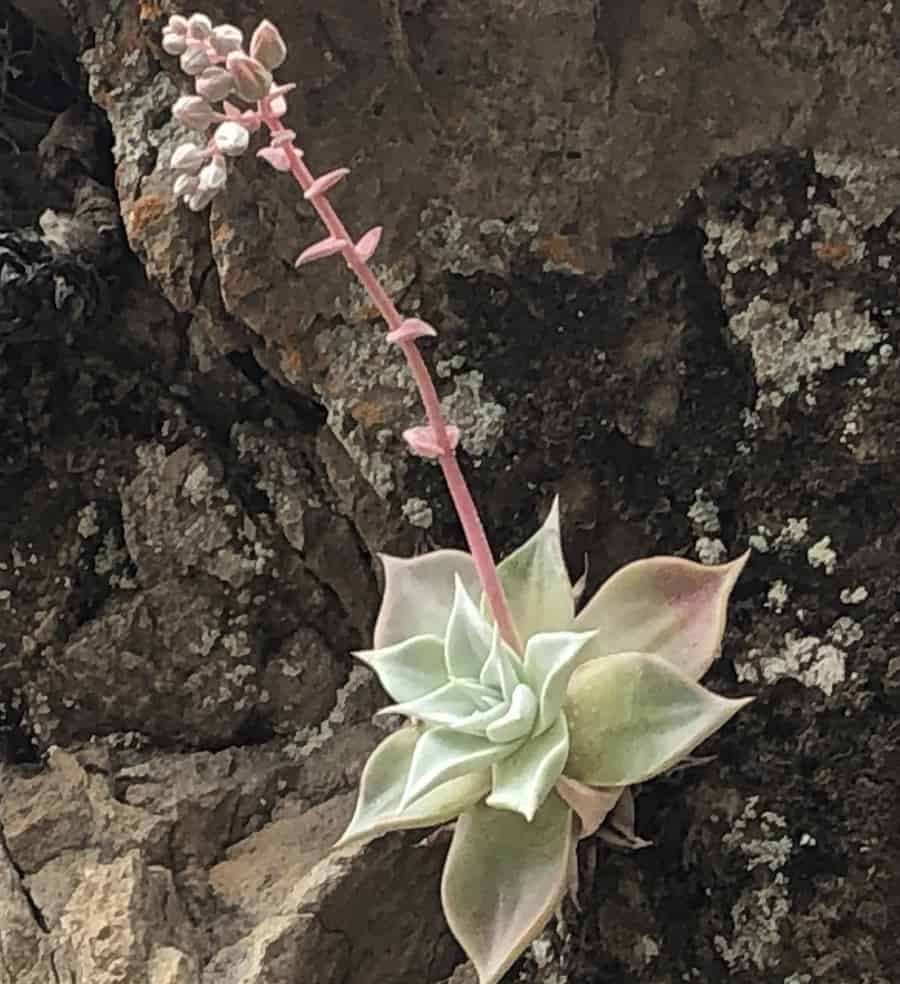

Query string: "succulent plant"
[[161, 15, 754, 982]]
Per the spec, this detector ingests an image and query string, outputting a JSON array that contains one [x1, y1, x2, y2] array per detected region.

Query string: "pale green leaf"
[[573, 552, 749, 681], [565, 651, 753, 786], [378, 679, 499, 728], [483, 683, 538, 744], [488, 496, 573, 643], [487, 713, 569, 821], [480, 625, 522, 701], [355, 634, 447, 703], [441, 793, 573, 984], [336, 727, 489, 847], [402, 726, 521, 808], [523, 630, 596, 734], [375, 550, 479, 648], [445, 575, 494, 678]]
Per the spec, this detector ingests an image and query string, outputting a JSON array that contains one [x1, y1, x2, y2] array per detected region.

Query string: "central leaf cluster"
[[364, 575, 596, 821]]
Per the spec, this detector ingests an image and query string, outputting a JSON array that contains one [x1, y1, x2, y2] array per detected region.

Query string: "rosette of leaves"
[[338, 500, 751, 983]]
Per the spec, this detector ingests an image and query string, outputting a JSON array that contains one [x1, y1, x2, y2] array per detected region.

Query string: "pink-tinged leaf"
[[256, 146, 291, 172], [573, 551, 749, 681], [403, 424, 460, 459], [555, 775, 622, 839], [387, 317, 437, 345], [442, 794, 574, 984], [487, 497, 573, 643], [304, 167, 350, 200], [294, 236, 348, 268], [565, 651, 753, 787], [596, 787, 652, 850], [336, 727, 489, 847], [374, 550, 479, 649], [270, 129, 297, 147], [354, 226, 383, 262]]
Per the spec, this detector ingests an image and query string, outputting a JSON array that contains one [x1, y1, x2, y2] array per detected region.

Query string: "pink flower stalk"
[[261, 109, 523, 652], [162, 13, 522, 653]]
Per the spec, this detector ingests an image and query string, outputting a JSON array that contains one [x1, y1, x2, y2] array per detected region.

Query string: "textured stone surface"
[[1, 1, 899, 983]]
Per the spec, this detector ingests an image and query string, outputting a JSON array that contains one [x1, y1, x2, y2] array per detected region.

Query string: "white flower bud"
[[170, 142, 207, 172], [249, 19, 287, 70], [225, 51, 272, 102], [186, 13, 213, 40], [212, 120, 250, 157], [195, 66, 234, 102], [172, 95, 216, 130], [162, 30, 188, 56], [180, 43, 210, 76], [198, 154, 228, 192], [187, 186, 218, 211], [173, 174, 199, 197], [166, 15, 189, 35], [210, 24, 243, 55]]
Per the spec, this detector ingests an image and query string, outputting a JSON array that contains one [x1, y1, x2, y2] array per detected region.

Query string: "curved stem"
[[262, 110, 523, 654]]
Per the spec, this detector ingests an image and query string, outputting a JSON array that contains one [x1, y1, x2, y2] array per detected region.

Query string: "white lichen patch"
[[440, 370, 507, 463], [765, 580, 790, 614], [402, 497, 434, 529], [695, 536, 727, 565], [814, 149, 900, 230], [77, 503, 100, 539], [806, 536, 837, 574], [727, 296, 882, 409], [287, 665, 373, 759], [840, 585, 868, 605], [715, 796, 793, 972], [703, 213, 793, 277], [735, 617, 860, 696], [688, 488, 721, 534]]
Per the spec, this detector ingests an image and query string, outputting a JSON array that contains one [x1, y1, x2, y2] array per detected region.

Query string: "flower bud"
[[212, 120, 250, 157], [195, 66, 233, 102], [180, 43, 210, 76], [166, 14, 189, 35], [172, 95, 216, 130], [173, 174, 199, 197], [225, 52, 273, 102], [162, 30, 188, 56], [210, 24, 243, 55], [186, 13, 213, 40], [249, 19, 287, 70], [268, 93, 288, 117], [187, 186, 217, 211], [198, 154, 228, 192], [170, 142, 207, 172]]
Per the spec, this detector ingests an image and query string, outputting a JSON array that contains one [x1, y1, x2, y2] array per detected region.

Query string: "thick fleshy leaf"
[[554, 775, 622, 839], [488, 497, 574, 643], [336, 727, 489, 847], [378, 679, 498, 728], [596, 787, 652, 850], [445, 575, 494, 679], [573, 552, 749, 681], [565, 651, 753, 786], [402, 727, 521, 807], [487, 713, 569, 821], [483, 684, 538, 744], [442, 793, 573, 984], [524, 630, 597, 734], [374, 550, 479, 649], [480, 626, 522, 700], [354, 634, 448, 703]]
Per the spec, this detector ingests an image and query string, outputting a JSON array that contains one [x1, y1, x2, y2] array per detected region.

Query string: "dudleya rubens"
[[338, 499, 751, 984]]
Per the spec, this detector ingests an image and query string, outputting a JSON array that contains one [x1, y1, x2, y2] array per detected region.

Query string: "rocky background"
[[2, 1, 899, 982]]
